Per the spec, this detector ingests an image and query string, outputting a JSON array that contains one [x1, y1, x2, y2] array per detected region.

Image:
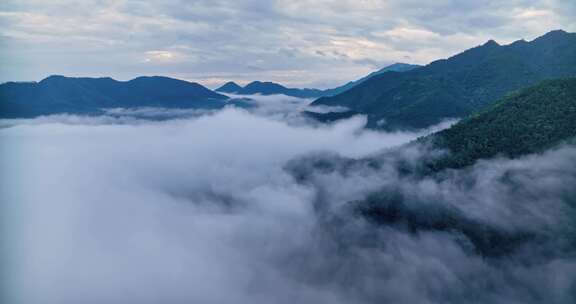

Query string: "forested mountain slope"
[[427, 77, 576, 170], [312, 30, 576, 130]]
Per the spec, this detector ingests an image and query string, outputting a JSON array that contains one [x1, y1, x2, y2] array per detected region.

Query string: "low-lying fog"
[[1, 95, 574, 304]]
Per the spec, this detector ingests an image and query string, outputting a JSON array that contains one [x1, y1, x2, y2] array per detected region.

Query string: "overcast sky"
[[1, 0, 575, 88]]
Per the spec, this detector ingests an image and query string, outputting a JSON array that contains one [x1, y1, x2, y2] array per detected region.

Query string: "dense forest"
[[428, 77, 576, 170]]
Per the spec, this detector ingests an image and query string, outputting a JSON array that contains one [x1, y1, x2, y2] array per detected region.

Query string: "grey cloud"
[[1, 0, 574, 87]]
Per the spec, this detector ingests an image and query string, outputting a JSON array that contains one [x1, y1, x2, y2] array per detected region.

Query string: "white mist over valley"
[[2, 97, 575, 304]]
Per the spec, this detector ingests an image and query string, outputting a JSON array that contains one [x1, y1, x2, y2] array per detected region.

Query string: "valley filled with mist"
[[2, 1, 576, 303], [2, 89, 576, 303]]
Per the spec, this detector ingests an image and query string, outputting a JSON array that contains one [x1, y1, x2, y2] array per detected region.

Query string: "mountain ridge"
[[311, 30, 576, 130], [215, 63, 420, 98], [215, 81, 244, 94], [321, 63, 421, 97], [0, 75, 229, 118]]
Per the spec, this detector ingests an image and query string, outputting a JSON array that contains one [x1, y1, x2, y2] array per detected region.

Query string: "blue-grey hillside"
[[215, 63, 420, 98], [0, 75, 229, 118]]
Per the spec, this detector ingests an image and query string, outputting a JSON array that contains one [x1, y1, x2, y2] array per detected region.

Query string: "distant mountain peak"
[[40, 75, 67, 83], [510, 39, 528, 46], [534, 29, 572, 41], [546, 29, 569, 36], [528, 29, 575, 47], [132, 75, 177, 82], [358, 63, 421, 82], [246, 81, 277, 85], [380, 63, 422, 72], [241, 81, 293, 95], [483, 39, 500, 47], [313, 62, 421, 97], [215, 81, 244, 93], [217, 80, 325, 98], [40, 75, 119, 84]]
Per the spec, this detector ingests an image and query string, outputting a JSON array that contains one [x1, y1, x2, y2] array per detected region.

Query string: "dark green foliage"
[[429, 78, 576, 170], [312, 30, 576, 130], [0, 75, 229, 118], [358, 190, 535, 257]]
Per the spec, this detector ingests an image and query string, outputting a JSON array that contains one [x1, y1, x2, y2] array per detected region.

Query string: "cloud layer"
[[1, 0, 575, 87], [1, 104, 443, 304], [1, 99, 575, 304]]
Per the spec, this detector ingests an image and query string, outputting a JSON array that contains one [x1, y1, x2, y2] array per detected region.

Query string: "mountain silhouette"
[[0, 75, 229, 118], [215, 63, 419, 98], [215, 81, 244, 94]]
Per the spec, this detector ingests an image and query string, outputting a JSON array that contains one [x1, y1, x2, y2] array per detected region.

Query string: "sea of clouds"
[[1, 95, 574, 304]]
